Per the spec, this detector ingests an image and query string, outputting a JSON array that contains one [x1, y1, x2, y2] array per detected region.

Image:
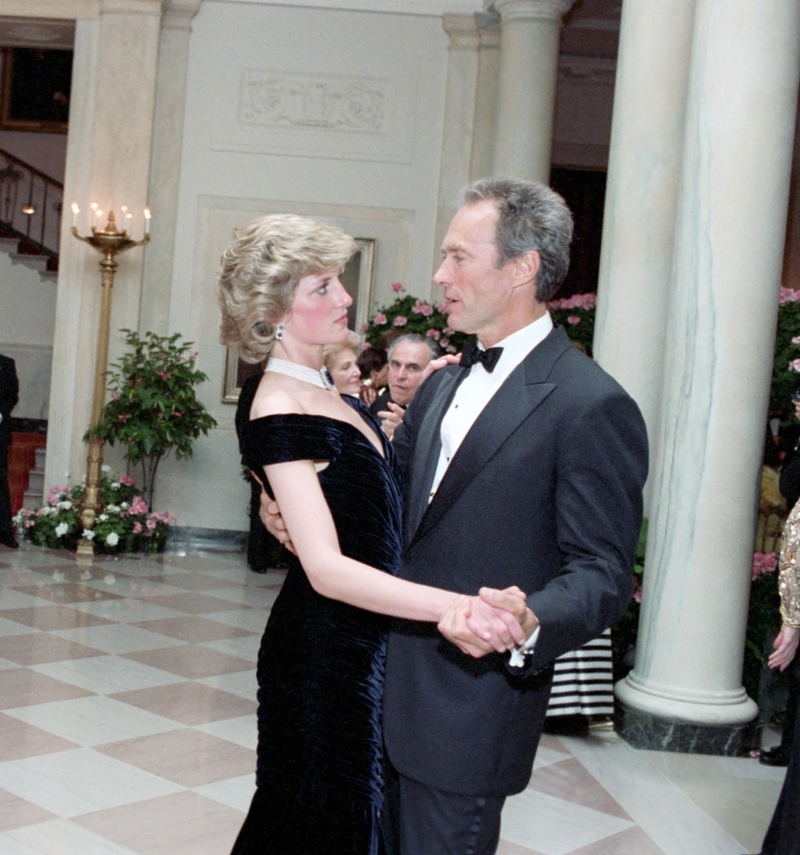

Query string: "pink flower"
[[130, 496, 149, 515], [793, 336, 800, 346], [360, 322, 370, 332], [752, 552, 778, 580], [426, 329, 441, 340], [567, 315, 581, 326], [393, 316, 408, 327], [440, 337, 450, 349], [146, 518, 157, 531], [119, 474, 135, 487], [391, 282, 405, 292], [418, 303, 433, 317], [373, 313, 387, 325], [25, 519, 34, 528], [443, 327, 455, 336], [155, 370, 171, 379], [789, 359, 800, 373], [133, 522, 143, 534], [436, 301, 448, 314], [780, 287, 800, 306]]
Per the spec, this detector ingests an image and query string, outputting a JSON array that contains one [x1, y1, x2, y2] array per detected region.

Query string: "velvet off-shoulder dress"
[[230, 396, 403, 855]]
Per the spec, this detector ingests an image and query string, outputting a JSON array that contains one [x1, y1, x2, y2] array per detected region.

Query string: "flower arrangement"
[[85, 329, 217, 510], [361, 283, 473, 354], [14, 469, 176, 555], [772, 288, 800, 423], [546, 293, 596, 354]]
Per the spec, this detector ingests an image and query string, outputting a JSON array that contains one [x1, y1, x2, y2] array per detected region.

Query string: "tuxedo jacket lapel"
[[409, 328, 572, 548]]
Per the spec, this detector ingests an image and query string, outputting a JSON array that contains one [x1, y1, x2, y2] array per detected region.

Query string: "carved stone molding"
[[239, 71, 387, 133], [494, 0, 574, 22], [442, 14, 480, 51]]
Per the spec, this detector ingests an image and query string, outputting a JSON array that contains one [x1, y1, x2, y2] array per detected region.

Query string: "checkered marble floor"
[[0, 543, 786, 854]]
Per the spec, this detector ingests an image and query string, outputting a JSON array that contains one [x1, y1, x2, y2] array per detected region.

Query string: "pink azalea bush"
[[14, 469, 176, 555]]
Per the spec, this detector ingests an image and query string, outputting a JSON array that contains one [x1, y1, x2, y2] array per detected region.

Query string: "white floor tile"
[[30, 655, 182, 694], [50, 624, 187, 654], [200, 636, 261, 661], [193, 774, 254, 812], [4, 695, 182, 746], [195, 670, 258, 700], [203, 609, 270, 633], [0, 748, 182, 817], [67, 599, 187, 623], [196, 714, 258, 750], [0, 819, 140, 855]]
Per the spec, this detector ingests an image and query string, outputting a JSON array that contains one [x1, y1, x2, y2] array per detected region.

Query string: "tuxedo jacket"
[[0, 355, 18, 447], [382, 325, 648, 797]]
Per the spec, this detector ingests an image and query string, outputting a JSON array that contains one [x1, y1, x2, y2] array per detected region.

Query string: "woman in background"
[[323, 331, 362, 397]]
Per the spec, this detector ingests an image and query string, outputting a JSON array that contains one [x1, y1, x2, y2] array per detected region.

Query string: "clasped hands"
[[259, 488, 537, 659]]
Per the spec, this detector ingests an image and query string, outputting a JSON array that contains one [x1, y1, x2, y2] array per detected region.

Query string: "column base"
[[616, 700, 758, 756]]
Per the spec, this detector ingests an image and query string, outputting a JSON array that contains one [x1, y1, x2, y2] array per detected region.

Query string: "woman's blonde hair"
[[217, 213, 356, 363], [323, 331, 362, 371]]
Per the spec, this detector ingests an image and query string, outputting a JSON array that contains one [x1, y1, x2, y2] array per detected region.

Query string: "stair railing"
[[0, 147, 63, 262]]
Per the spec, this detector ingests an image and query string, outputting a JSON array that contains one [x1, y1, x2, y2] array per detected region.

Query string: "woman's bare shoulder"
[[250, 381, 305, 420]]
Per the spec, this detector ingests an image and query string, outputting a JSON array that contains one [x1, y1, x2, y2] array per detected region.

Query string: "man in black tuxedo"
[[265, 178, 648, 854], [0, 353, 19, 548], [382, 177, 648, 854]]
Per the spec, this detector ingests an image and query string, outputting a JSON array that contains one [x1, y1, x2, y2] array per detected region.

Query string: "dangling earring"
[[275, 322, 284, 341]]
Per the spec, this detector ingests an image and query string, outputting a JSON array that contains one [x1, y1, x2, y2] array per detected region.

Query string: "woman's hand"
[[420, 353, 461, 384], [768, 623, 800, 671]]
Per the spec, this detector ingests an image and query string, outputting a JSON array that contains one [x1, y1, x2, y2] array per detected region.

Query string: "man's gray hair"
[[461, 177, 573, 303], [388, 333, 440, 361]]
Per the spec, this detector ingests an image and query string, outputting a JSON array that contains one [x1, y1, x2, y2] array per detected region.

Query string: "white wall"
[[156, 1, 450, 531]]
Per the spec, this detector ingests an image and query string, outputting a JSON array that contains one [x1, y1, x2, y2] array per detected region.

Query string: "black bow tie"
[[459, 340, 503, 373]]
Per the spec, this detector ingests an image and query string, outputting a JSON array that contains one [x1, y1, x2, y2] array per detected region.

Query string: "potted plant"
[[86, 329, 217, 510]]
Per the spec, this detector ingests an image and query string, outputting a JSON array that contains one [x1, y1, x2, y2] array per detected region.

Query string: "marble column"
[[616, 0, 800, 754], [492, 0, 574, 183], [592, 0, 695, 515], [469, 11, 501, 182], [46, 0, 162, 491], [139, 0, 201, 337], [434, 14, 481, 262]]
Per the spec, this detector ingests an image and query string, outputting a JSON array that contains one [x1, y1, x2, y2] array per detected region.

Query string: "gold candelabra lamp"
[[71, 202, 151, 556]]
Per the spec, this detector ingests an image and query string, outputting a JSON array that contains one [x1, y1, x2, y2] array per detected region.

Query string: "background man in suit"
[[383, 177, 648, 854], [369, 334, 439, 439], [265, 178, 648, 854], [0, 353, 19, 548]]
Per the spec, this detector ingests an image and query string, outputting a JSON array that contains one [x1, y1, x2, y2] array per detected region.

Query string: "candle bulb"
[[71, 202, 79, 229], [90, 202, 100, 230], [120, 206, 128, 234], [144, 207, 151, 236], [125, 213, 132, 235]]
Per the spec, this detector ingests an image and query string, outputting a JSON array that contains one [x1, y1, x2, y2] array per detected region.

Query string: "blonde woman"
[[217, 214, 526, 855]]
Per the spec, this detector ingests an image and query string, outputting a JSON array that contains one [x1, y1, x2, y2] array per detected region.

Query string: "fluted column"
[[434, 14, 482, 259], [492, 0, 575, 182], [469, 11, 501, 181], [616, 0, 800, 752], [139, 0, 201, 336], [592, 0, 695, 515]]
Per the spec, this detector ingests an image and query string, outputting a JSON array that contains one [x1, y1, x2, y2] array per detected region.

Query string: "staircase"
[[0, 147, 62, 281]]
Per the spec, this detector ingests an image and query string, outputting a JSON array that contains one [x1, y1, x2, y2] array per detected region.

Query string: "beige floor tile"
[[74, 790, 245, 855], [0, 787, 59, 832], [497, 843, 546, 855], [132, 615, 255, 642], [148, 572, 242, 592], [0, 712, 79, 761], [122, 645, 253, 679], [143, 592, 253, 614], [10, 582, 124, 605], [0, 667, 94, 708], [110, 681, 257, 725], [528, 758, 631, 820], [0, 633, 105, 666], [0, 605, 116, 630], [97, 728, 256, 786], [568, 825, 665, 854]]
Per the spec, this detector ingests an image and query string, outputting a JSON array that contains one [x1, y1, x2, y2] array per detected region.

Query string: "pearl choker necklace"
[[265, 357, 334, 390]]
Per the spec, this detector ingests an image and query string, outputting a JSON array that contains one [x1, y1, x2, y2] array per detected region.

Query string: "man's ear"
[[512, 250, 541, 290]]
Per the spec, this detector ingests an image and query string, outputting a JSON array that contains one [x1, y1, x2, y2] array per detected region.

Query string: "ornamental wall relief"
[[240, 70, 387, 133]]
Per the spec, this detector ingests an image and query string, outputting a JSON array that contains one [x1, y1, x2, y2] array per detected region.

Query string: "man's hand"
[[438, 587, 530, 658], [378, 402, 406, 440], [258, 486, 297, 555], [421, 354, 461, 384], [768, 623, 800, 671], [476, 586, 538, 640]]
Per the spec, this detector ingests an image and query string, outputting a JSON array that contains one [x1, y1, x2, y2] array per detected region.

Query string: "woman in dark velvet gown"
[[216, 214, 525, 855]]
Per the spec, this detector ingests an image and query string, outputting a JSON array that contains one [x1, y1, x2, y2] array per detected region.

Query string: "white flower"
[[102, 464, 111, 473], [105, 532, 119, 547], [120, 502, 129, 510], [45, 506, 58, 516], [54, 522, 69, 537], [57, 500, 73, 510], [111, 482, 120, 490], [98, 514, 108, 522], [82, 529, 95, 540], [106, 504, 120, 513]]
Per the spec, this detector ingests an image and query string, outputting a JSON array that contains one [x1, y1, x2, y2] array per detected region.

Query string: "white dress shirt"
[[429, 313, 554, 663]]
